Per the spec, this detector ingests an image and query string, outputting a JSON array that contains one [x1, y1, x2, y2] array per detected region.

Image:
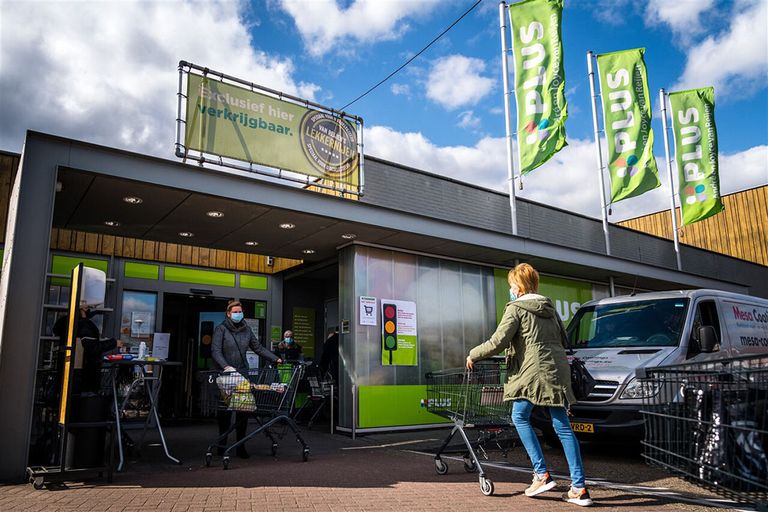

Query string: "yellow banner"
[[185, 73, 359, 189]]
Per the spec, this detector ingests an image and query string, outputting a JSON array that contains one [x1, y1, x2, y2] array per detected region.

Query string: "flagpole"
[[659, 88, 682, 270], [586, 51, 611, 255], [500, 1, 518, 236]]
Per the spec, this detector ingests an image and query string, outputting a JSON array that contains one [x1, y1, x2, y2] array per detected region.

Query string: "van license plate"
[[571, 422, 594, 433]]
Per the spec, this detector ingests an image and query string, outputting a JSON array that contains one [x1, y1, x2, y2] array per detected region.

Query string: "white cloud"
[[645, 0, 716, 40], [719, 145, 768, 194], [0, 1, 319, 156], [390, 83, 411, 97], [277, 0, 440, 57], [426, 55, 495, 110], [457, 111, 481, 129], [673, 0, 768, 95], [366, 125, 767, 223]]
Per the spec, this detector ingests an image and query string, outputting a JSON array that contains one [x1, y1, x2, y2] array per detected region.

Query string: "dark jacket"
[[53, 313, 117, 392], [212, 318, 279, 372], [469, 294, 576, 407]]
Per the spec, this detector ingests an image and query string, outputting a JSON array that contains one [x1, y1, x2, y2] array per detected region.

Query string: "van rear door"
[[718, 298, 768, 357]]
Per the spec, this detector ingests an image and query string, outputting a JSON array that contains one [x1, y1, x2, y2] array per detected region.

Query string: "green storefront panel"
[[358, 385, 450, 428]]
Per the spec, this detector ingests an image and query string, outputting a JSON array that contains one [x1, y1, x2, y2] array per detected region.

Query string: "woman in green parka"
[[466, 263, 593, 507]]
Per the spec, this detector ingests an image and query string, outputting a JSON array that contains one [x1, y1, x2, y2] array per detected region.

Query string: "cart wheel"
[[480, 477, 494, 496], [32, 477, 45, 490], [271, 443, 278, 456], [434, 458, 448, 475], [205, 453, 212, 467], [222, 457, 230, 470], [463, 457, 477, 473], [302, 448, 310, 462]]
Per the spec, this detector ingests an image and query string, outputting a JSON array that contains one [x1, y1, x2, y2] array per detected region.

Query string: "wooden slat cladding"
[[0, 153, 20, 241], [619, 186, 768, 267], [49, 228, 302, 274]]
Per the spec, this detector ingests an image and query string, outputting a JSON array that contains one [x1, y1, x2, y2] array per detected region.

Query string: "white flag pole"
[[586, 51, 611, 255], [500, 1, 518, 236], [659, 88, 682, 270]]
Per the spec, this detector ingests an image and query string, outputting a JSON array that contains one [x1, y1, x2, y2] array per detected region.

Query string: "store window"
[[120, 291, 157, 351]]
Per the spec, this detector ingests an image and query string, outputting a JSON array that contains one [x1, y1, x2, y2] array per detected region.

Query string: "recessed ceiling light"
[[178, 231, 194, 237], [341, 233, 357, 240], [244, 241, 259, 246], [104, 220, 120, 227], [206, 210, 224, 218], [123, 196, 143, 204], [279, 223, 296, 229], [302, 249, 315, 255]]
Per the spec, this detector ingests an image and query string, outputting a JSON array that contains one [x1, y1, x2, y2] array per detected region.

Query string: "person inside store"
[[466, 263, 594, 507], [277, 329, 303, 361], [319, 328, 339, 383], [53, 301, 123, 394], [212, 300, 282, 458]]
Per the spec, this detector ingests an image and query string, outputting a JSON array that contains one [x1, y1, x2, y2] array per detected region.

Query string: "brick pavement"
[[0, 422, 745, 512]]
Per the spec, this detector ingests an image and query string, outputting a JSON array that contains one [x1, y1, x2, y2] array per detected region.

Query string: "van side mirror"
[[698, 326, 719, 353]]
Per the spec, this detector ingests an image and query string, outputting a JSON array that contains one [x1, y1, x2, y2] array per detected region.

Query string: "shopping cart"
[[638, 354, 767, 508], [201, 364, 310, 469], [293, 364, 336, 430], [425, 360, 512, 496]]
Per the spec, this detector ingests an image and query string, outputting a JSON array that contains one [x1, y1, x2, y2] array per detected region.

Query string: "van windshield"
[[566, 298, 689, 348]]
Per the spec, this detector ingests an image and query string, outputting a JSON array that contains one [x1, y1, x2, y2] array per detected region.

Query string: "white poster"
[[360, 296, 377, 326], [152, 332, 170, 360]]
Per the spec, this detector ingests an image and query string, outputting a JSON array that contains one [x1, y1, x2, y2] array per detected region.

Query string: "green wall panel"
[[164, 266, 235, 287], [240, 274, 268, 290], [358, 385, 450, 428], [124, 262, 160, 280]]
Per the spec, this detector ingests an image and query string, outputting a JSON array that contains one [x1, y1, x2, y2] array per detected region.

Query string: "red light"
[[384, 305, 396, 318]]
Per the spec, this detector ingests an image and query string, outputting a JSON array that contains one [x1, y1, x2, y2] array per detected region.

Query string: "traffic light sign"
[[382, 303, 398, 365]]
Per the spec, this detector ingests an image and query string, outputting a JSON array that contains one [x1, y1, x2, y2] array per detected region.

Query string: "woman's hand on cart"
[[466, 356, 475, 370]]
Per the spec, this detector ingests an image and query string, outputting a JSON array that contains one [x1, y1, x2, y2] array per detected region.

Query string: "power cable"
[[339, 0, 484, 112]]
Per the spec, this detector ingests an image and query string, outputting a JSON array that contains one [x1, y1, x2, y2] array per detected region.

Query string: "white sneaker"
[[524, 471, 557, 496], [563, 486, 594, 507]]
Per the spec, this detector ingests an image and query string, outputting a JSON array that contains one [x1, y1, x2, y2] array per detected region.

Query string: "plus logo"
[[683, 184, 707, 204]]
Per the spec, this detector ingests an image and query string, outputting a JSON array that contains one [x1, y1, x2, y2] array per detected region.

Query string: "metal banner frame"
[[175, 61, 365, 197]]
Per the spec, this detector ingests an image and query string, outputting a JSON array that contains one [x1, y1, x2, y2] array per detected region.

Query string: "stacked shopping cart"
[[638, 354, 767, 508]]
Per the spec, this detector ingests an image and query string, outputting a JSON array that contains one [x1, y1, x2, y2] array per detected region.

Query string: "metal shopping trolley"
[[201, 364, 310, 469], [425, 360, 512, 496], [638, 354, 768, 508]]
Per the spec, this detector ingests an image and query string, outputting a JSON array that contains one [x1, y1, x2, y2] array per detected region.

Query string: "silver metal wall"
[[337, 245, 497, 428]]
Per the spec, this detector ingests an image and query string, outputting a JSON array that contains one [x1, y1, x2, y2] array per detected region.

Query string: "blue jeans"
[[511, 399, 586, 488]]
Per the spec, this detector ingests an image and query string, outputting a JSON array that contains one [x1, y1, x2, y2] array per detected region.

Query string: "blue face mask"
[[509, 288, 518, 302], [284, 337, 294, 345], [231, 312, 244, 323]]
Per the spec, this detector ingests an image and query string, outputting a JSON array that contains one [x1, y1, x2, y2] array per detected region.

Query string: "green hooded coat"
[[469, 294, 576, 407]]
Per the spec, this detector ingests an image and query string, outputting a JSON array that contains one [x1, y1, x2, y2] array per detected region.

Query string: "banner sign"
[[184, 71, 360, 189], [597, 48, 660, 202], [509, 0, 568, 174], [381, 300, 418, 366], [668, 87, 724, 225]]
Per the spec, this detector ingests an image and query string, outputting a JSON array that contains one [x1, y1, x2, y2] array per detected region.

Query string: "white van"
[[533, 289, 768, 441]]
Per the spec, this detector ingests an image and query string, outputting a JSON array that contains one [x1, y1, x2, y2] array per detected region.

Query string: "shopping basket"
[[638, 354, 767, 508], [201, 363, 310, 469], [425, 359, 513, 496]]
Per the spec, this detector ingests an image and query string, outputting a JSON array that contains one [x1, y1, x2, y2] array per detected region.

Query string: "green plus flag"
[[509, 0, 567, 175], [668, 87, 723, 225], [597, 48, 660, 202]]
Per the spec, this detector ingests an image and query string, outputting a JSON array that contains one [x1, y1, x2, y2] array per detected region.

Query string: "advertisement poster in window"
[[381, 300, 417, 366]]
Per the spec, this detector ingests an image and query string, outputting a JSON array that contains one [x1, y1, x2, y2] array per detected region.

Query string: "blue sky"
[[1, 0, 766, 221]]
